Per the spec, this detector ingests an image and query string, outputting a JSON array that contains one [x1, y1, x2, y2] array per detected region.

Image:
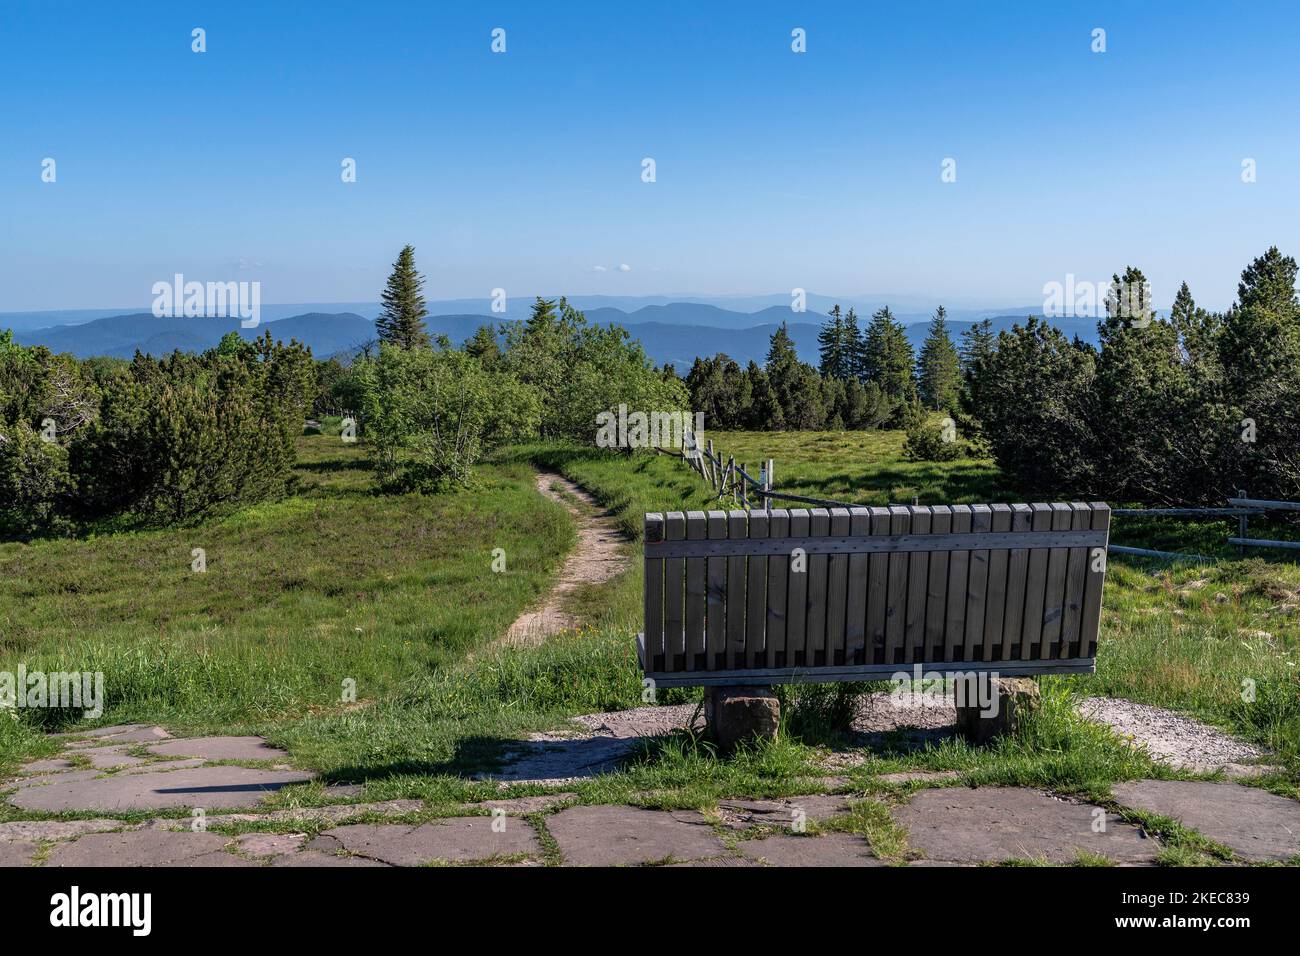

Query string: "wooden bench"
[[638, 503, 1111, 689]]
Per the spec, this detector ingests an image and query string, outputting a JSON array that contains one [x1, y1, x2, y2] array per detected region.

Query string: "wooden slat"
[[943, 506, 972, 662], [705, 511, 728, 669], [982, 504, 1012, 661], [645, 529, 1105, 559], [684, 511, 707, 671], [1001, 504, 1033, 660], [785, 509, 810, 665], [644, 513, 665, 670], [922, 506, 951, 662], [744, 511, 768, 668], [765, 509, 790, 668], [1079, 503, 1111, 658], [1019, 503, 1054, 661], [825, 508, 852, 665], [865, 507, 891, 665], [1039, 503, 1074, 659], [1060, 502, 1092, 659], [904, 506, 932, 664], [884, 505, 911, 665], [805, 508, 830, 666], [844, 508, 871, 666], [961, 504, 991, 661], [663, 512, 686, 670], [725, 511, 748, 670]]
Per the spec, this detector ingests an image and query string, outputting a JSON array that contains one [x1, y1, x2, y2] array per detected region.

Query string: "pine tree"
[[817, 305, 845, 378], [464, 325, 500, 366], [1169, 282, 1217, 364], [916, 306, 962, 411], [861, 306, 915, 407], [843, 308, 863, 380], [376, 245, 430, 349]]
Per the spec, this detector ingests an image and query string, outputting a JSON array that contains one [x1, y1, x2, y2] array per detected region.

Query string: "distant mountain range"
[[13, 312, 381, 360], [7, 301, 1103, 370]]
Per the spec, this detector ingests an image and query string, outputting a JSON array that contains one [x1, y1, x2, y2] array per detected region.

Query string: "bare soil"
[[502, 472, 630, 645]]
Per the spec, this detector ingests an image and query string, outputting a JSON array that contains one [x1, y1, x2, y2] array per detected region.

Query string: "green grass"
[[693, 429, 1008, 506], [3, 424, 1297, 866], [0, 421, 574, 771], [507, 435, 1300, 786]]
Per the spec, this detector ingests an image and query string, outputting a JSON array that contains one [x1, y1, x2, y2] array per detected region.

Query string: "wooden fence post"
[[1237, 488, 1248, 556]]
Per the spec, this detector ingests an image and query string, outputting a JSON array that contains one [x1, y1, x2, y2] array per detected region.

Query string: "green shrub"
[[70, 332, 315, 524], [356, 344, 541, 492]]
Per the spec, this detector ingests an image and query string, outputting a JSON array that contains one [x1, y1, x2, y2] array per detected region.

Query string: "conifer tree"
[[376, 245, 431, 349], [862, 306, 916, 407], [917, 306, 962, 411], [817, 305, 845, 378], [464, 325, 500, 366], [843, 307, 863, 380]]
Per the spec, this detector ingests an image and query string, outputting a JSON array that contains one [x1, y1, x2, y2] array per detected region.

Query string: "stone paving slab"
[[8, 769, 102, 791], [894, 787, 1158, 864], [0, 819, 139, 843], [236, 833, 307, 857], [83, 747, 148, 770], [187, 799, 424, 829], [492, 736, 640, 784], [42, 831, 253, 867], [547, 805, 728, 866], [64, 726, 172, 748], [713, 795, 851, 830], [122, 758, 208, 775], [1111, 780, 1300, 862], [8, 765, 314, 813], [147, 736, 290, 762], [0, 840, 37, 867], [315, 819, 542, 865], [472, 793, 578, 815], [739, 832, 885, 867], [17, 758, 77, 774], [51, 723, 152, 740]]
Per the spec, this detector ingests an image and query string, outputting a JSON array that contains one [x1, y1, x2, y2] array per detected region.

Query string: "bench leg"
[[704, 685, 780, 750], [953, 676, 1040, 745]]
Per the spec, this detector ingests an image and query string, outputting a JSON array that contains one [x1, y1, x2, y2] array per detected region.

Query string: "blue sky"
[[1, 0, 1296, 312]]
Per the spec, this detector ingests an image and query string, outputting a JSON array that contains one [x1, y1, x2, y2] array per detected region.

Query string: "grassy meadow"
[[3, 424, 1298, 853]]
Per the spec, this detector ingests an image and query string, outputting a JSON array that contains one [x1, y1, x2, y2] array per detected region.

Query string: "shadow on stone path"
[[5, 719, 1298, 867]]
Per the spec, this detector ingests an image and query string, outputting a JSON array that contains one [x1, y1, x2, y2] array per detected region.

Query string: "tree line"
[[962, 247, 1300, 505], [684, 303, 967, 459], [0, 330, 314, 537]]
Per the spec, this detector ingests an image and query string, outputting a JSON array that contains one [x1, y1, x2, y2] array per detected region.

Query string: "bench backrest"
[[640, 503, 1110, 687]]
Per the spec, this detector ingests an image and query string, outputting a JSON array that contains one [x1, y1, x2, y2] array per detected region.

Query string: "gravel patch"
[[1076, 697, 1265, 771]]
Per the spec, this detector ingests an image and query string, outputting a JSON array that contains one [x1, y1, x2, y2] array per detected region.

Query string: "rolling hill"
[[9, 302, 1100, 370]]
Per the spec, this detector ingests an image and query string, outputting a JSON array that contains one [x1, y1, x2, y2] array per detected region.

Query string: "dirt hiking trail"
[[501, 472, 629, 646]]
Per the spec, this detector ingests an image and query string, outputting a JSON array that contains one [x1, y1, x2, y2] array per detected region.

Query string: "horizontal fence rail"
[[1228, 497, 1300, 513], [1228, 536, 1300, 551], [1107, 544, 1209, 562]]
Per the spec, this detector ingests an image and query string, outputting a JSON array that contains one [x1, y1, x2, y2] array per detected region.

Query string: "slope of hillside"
[[14, 312, 378, 359]]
